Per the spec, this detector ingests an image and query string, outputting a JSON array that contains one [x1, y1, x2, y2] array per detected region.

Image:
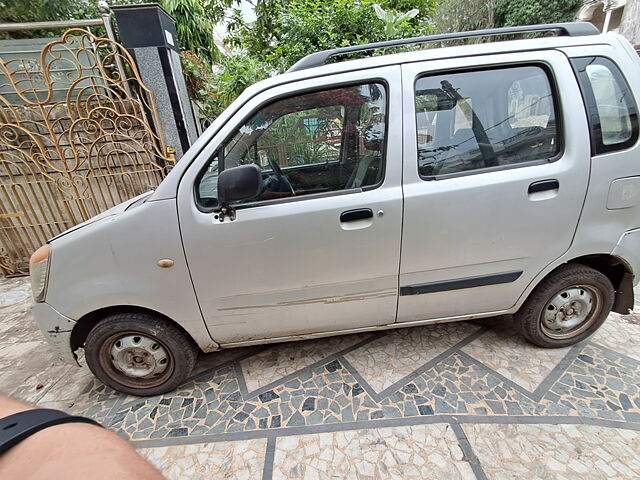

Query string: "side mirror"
[[216, 164, 262, 220]]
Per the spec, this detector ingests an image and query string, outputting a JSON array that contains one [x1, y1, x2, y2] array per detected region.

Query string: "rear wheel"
[[514, 264, 614, 348], [85, 312, 197, 396]]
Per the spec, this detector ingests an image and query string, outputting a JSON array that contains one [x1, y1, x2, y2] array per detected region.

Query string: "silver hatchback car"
[[30, 22, 640, 395]]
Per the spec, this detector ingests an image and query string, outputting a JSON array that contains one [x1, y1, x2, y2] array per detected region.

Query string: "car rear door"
[[398, 50, 591, 323]]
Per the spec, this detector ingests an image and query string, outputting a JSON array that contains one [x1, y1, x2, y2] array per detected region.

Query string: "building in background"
[[578, 0, 640, 48], [579, 0, 626, 33]]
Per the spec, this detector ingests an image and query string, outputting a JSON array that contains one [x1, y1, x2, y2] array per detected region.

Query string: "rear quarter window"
[[572, 56, 639, 154]]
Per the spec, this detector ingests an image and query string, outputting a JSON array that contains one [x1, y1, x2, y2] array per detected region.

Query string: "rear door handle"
[[340, 208, 373, 223], [528, 179, 559, 194]]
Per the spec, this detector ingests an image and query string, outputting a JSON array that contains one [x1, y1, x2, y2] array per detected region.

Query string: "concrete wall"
[[620, 0, 640, 44]]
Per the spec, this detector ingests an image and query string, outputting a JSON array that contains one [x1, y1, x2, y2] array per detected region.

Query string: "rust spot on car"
[[201, 342, 220, 352]]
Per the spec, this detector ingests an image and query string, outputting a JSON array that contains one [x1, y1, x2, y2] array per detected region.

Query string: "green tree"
[[495, 0, 581, 26], [435, 0, 581, 34], [211, 53, 270, 113], [0, 0, 99, 38], [385, 0, 438, 21], [210, 0, 437, 120], [373, 3, 420, 38], [0, 0, 98, 23], [161, 0, 232, 64], [433, 0, 499, 33], [227, 0, 435, 73]]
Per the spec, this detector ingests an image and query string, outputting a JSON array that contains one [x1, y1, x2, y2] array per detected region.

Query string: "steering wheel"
[[266, 157, 296, 195]]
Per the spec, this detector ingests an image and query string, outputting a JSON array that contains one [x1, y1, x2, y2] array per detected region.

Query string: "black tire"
[[85, 312, 198, 396], [514, 264, 614, 348]]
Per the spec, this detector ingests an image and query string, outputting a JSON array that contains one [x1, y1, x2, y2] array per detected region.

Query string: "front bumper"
[[32, 302, 78, 365]]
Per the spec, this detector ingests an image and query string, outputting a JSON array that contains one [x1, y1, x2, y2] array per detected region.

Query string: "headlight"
[[29, 244, 51, 302]]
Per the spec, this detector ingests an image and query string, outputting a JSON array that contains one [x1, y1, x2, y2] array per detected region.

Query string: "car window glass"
[[572, 56, 639, 155], [454, 98, 473, 131], [586, 63, 633, 146], [197, 155, 219, 208], [415, 66, 559, 178], [252, 106, 345, 168], [508, 78, 552, 129], [196, 83, 387, 209]]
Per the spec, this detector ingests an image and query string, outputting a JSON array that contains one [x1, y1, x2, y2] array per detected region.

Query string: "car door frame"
[[176, 65, 405, 346], [397, 50, 592, 325]]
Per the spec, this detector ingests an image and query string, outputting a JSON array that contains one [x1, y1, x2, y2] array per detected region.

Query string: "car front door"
[[398, 51, 591, 323], [177, 66, 403, 345]]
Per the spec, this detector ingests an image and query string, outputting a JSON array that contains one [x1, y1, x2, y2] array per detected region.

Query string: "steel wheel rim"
[[540, 285, 602, 340], [98, 331, 175, 389]]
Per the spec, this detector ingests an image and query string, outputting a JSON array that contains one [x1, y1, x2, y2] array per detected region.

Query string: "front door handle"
[[340, 208, 373, 223], [528, 179, 559, 194]]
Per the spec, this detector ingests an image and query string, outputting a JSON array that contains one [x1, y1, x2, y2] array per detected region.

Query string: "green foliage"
[[0, 0, 99, 38], [211, 53, 270, 114], [495, 0, 582, 26], [433, 0, 499, 33], [384, 0, 438, 21], [380, 0, 438, 19], [435, 0, 581, 34], [162, 0, 231, 64], [227, 0, 435, 73], [0, 0, 97, 23], [181, 51, 219, 120], [373, 3, 419, 38], [227, 0, 280, 56], [210, 0, 437, 121], [184, 51, 270, 121]]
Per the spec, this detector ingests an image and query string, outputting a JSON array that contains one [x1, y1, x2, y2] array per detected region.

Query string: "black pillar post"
[[112, 4, 198, 159]]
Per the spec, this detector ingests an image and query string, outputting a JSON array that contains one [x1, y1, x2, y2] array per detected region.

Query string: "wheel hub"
[[541, 286, 597, 337], [110, 334, 169, 379]]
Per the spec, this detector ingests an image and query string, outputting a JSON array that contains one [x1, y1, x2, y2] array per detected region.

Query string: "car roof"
[[287, 22, 601, 72], [283, 34, 610, 80]]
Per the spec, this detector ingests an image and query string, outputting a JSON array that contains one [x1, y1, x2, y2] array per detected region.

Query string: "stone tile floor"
[[1, 275, 640, 479]]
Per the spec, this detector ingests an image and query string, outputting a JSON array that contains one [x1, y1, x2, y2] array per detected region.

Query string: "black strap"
[[0, 408, 101, 455]]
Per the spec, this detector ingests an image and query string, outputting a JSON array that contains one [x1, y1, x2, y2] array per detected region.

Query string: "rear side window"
[[572, 57, 639, 154], [414, 65, 560, 179]]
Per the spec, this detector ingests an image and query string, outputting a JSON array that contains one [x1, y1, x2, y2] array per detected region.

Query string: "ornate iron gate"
[[0, 29, 175, 276]]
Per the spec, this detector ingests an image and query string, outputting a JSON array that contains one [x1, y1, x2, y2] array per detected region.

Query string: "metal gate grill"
[[0, 29, 174, 276]]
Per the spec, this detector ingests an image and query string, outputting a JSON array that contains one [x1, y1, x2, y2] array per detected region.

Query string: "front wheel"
[[514, 264, 614, 348], [85, 312, 198, 396]]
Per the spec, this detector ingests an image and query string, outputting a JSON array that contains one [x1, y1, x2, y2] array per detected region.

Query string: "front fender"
[[44, 198, 218, 353]]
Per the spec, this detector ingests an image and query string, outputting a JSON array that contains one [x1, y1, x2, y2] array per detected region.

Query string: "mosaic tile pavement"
[[464, 423, 640, 479], [140, 438, 268, 479], [270, 424, 475, 479], [2, 275, 640, 479]]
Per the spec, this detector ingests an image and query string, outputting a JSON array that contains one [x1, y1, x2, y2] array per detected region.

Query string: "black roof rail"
[[287, 22, 600, 72]]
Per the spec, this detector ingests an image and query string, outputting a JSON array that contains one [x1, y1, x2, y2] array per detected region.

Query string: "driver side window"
[[240, 105, 345, 169], [196, 83, 387, 208]]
